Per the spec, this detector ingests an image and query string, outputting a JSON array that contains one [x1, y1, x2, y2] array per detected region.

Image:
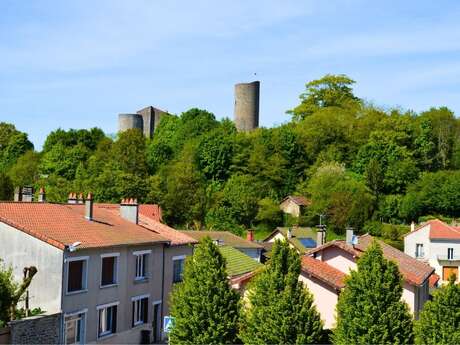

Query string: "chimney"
[[21, 187, 34, 202], [287, 227, 293, 239], [411, 221, 415, 232], [77, 193, 85, 204], [38, 187, 46, 203], [346, 227, 354, 245], [14, 187, 21, 202], [120, 198, 139, 224], [85, 193, 93, 220], [246, 229, 255, 242], [316, 229, 326, 247], [68, 193, 77, 204]]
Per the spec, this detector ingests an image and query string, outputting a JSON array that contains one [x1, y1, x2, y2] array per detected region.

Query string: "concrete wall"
[[279, 199, 301, 218], [322, 247, 357, 274], [0, 222, 63, 313], [0, 327, 10, 344], [9, 313, 61, 345], [118, 113, 143, 134], [62, 244, 164, 344], [234, 81, 259, 132], [299, 273, 338, 329]]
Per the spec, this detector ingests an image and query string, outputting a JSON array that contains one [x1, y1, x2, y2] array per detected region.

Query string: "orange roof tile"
[[301, 255, 346, 290], [0, 202, 169, 250], [405, 219, 460, 240]]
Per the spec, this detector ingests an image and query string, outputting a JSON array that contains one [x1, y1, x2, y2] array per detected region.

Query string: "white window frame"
[[172, 255, 186, 283], [132, 294, 150, 327], [448, 248, 454, 260], [133, 250, 151, 280], [65, 256, 89, 295], [415, 243, 424, 258], [96, 301, 119, 339], [64, 309, 88, 345], [100, 253, 120, 288]]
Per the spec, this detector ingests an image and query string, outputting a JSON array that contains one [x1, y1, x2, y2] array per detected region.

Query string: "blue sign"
[[164, 316, 175, 333]]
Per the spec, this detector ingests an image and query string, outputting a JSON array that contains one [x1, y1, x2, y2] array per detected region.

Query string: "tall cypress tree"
[[168, 237, 240, 345], [240, 240, 323, 345], [333, 241, 413, 344], [415, 275, 460, 345]]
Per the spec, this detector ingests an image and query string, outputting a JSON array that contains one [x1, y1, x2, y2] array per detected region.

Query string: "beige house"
[[300, 233, 435, 328], [0, 194, 196, 344], [279, 195, 311, 218]]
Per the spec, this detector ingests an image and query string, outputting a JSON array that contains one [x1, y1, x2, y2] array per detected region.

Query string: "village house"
[[263, 226, 321, 255], [404, 219, 460, 284], [0, 191, 196, 344], [279, 195, 311, 218], [300, 231, 435, 329]]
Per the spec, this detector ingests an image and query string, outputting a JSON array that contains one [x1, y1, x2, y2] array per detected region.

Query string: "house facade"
[[300, 233, 435, 328], [263, 227, 321, 254], [279, 195, 311, 218], [0, 195, 196, 344], [404, 219, 460, 284]]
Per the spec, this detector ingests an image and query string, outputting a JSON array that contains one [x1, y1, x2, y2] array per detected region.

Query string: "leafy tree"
[[333, 241, 413, 344], [0, 128, 34, 171], [0, 172, 13, 201], [42, 128, 105, 152], [169, 237, 240, 344], [112, 129, 148, 176], [288, 74, 361, 120], [415, 275, 460, 345], [0, 261, 16, 326], [8, 150, 40, 187], [240, 240, 323, 344], [255, 197, 283, 230]]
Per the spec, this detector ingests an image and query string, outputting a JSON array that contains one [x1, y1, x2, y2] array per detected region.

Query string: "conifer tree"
[[168, 237, 240, 345], [415, 274, 460, 345], [333, 241, 413, 344], [240, 240, 323, 344]]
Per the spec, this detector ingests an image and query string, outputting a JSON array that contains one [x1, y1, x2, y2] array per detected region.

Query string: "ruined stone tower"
[[234, 81, 260, 132], [137, 106, 166, 139], [118, 113, 144, 133]]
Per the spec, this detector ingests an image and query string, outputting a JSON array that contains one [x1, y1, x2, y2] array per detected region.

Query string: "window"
[[101, 253, 119, 287], [442, 266, 458, 281], [415, 244, 424, 258], [67, 257, 88, 293], [132, 295, 149, 327], [448, 248, 454, 260], [133, 250, 151, 280], [97, 303, 118, 338], [173, 255, 185, 283], [65, 311, 86, 344]]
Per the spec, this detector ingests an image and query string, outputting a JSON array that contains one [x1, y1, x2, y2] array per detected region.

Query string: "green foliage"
[[240, 240, 324, 344], [0, 261, 17, 326], [255, 197, 283, 230], [0, 172, 14, 200], [415, 276, 460, 345], [7, 150, 40, 187], [0, 123, 33, 171], [288, 74, 361, 120], [169, 237, 240, 344], [112, 129, 148, 176], [333, 241, 414, 344]]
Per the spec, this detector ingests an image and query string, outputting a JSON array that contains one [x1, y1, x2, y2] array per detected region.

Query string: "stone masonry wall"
[[9, 313, 61, 345]]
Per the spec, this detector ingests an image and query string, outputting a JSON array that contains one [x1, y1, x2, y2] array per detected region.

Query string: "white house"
[[404, 219, 460, 284]]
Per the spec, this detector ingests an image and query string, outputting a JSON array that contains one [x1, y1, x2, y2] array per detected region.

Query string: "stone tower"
[[234, 81, 260, 132], [118, 113, 144, 134], [136, 106, 166, 139]]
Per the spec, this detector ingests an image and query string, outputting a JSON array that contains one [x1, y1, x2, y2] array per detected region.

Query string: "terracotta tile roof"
[[308, 234, 434, 286], [282, 195, 311, 206], [301, 255, 346, 290], [406, 219, 460, 240], [0, 202, 169, 250], [429, 273, 440, 288], [180, 231, 262, 249], [96, 203, 197, 246]]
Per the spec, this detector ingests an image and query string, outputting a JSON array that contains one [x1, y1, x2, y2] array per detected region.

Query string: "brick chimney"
[[85, 193, 94, 220], [38, 187, 46, 203], [246, 229, 255, 242], [68, 192, 77, 204], [77, 193, 85, 204], [120, 198, 139, 224]]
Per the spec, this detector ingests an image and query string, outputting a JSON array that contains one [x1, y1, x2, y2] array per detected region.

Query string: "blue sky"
[[1, 0, 460, 149]]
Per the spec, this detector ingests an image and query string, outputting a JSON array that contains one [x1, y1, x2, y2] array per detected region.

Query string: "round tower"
[[234, 81, 260, 132], [118, 113, 144, 134]]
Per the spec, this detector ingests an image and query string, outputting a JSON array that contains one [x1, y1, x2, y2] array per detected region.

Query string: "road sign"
[[164, 316, 175, 333]]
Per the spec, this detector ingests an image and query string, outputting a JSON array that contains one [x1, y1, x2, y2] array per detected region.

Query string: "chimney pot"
[[85, 193, 94, 220], [287, 228, 293, 239], [316, 228, 326, 247], [68, 192, 77, 204], [246, 229, 254, 242], [77, 193, 84, 204], [411, 221, 415, 232], [346, 227, 354, 245], [120, 197, 139, 224], [38, 187, 46, 203]]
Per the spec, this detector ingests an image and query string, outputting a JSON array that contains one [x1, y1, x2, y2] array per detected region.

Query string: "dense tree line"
[[1, 74, 460, 236]]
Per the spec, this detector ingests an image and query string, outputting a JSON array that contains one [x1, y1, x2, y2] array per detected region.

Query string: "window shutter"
[[112, 306, 117, 333], [142, 299, 148, 323]]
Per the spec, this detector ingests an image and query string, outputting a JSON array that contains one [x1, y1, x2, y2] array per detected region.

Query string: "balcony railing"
[[437, 255, 460, 261]]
